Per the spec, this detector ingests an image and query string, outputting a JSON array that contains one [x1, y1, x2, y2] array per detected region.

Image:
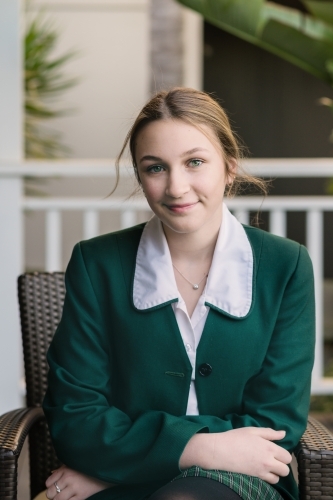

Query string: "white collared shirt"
[[133, 204, 253, 415]]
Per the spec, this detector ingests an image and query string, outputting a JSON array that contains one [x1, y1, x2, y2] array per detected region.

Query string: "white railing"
[[24, 196, 150, 270], [1, 158, 333, 414]]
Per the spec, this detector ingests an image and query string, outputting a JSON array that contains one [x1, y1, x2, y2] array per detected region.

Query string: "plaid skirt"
[[173, 466, 283, 500]]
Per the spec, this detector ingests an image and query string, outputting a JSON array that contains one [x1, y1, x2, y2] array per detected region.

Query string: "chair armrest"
[[0, 406, 44, 456], [0, 407, 44, 500], [295, 416, 333, 500]]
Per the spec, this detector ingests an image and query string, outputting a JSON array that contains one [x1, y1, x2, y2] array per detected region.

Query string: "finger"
[[271, 460, 290, 478], [46, 481, 63, 500], [263, 472, 280, 485], [45, 466, 66, 488], [52, 481, 68, 499], [46, 476, 67, 500], [255, 428, 286, 441], [45, 486, 56, 500], [274, 446, 292, 465], [54, 486, 75, 500]]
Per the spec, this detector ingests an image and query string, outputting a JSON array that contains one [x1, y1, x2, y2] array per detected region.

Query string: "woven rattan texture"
[[18, 272, 65, 498], [297, 416, 333, 499], [0, 408, 42, 453], [29, 419, 61, 498], [0, 452, 17, 500], [18, 273, 65, 408], [0, 408, 43, 500]]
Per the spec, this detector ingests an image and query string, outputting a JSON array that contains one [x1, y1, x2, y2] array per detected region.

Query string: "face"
[[135, 119, 234, 237]]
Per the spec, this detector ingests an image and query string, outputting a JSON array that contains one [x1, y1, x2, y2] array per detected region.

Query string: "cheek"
[[141, 179, 163, 201], [198, 170, 227, 195]]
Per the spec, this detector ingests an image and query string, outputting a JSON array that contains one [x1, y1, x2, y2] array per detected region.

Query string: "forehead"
[[135, 119, 222, 153]]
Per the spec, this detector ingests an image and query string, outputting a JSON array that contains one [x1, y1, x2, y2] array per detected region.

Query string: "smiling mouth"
[[165, 202, 198, 212]]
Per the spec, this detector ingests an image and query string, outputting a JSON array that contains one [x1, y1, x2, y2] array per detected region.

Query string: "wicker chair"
[[0, 273, 64, 500], [1, 273, 333, 500]]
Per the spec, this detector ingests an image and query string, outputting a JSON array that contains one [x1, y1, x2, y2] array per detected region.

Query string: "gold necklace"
[[172, 264, 208, 290]]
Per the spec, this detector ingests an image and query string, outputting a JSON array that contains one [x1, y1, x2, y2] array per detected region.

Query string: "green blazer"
[[43, 223, 315, 500]]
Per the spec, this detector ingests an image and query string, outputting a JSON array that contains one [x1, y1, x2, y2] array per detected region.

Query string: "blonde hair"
[[114, 87, 267, 197]]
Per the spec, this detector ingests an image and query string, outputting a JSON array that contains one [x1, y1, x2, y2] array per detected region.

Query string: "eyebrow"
[[139, 155, 162, 163], [139, 148, 209, 164], [181, 147, 209, 157]]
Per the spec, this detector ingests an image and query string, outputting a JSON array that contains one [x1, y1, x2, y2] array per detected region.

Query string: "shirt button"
[[198, 363, 213, 377], [185, 343, 192, 352]]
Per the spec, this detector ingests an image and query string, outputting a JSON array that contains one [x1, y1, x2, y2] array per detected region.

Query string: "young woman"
[[43, 87, 315, 500]]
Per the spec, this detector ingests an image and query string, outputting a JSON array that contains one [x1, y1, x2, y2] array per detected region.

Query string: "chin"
[[161, 220, 203, 235]]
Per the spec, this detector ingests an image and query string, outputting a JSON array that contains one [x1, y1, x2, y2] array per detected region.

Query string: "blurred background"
[[2, 1, 333, 493], [18, 0, 333, 276]]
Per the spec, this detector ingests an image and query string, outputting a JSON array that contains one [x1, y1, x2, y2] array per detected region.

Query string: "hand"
[[45, 465, 114, 500], [180, 427, 292, 484]]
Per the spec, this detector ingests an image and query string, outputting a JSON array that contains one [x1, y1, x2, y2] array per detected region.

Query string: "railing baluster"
[[306, 209, 324, 388], [83, 210, 99, 240], [121, 210, 136, 229], [46, 210, 62, 271], [234, 209, 249, 225], [270, 209, 287, 237]]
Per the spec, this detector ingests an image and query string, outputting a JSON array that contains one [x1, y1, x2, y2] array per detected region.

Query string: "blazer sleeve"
[[240, 243, 315, 449], [43, 243, 206, 485], [182, 244, 316, 453]]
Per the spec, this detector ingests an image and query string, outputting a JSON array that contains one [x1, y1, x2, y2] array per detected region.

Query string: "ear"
[[226, 158, 238, 185]]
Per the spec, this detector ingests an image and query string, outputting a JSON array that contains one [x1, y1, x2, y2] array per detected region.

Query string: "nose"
[[165, 168, 190, 198]]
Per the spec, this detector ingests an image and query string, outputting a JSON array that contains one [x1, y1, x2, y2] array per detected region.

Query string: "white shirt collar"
[[133, 204, 254, 318]]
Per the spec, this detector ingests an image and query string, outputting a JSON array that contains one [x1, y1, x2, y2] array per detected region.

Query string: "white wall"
[[26, 0, 150, 158], [0, 0, 24, 414]]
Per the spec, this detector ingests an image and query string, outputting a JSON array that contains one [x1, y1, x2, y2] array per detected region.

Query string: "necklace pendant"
[[193, 284, 199, 290]]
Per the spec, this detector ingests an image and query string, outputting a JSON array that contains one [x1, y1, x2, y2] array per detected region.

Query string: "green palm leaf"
[[24, 14, 79, 158], [304, 1, 333, 25], [177, 0, 333, 85]]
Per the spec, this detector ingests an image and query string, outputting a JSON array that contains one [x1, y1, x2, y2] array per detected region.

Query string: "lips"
[[165, 202, 198, 213]]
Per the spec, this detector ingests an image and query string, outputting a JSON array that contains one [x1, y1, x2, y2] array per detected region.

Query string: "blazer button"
[[198, 363, 212, 377]]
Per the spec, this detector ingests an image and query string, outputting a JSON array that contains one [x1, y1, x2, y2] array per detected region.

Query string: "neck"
[[162, 211, 222, 266]]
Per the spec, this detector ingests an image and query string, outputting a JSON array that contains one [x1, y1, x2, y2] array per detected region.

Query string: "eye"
[[188, 158, 203, 168], [147, 165, 165, 173]]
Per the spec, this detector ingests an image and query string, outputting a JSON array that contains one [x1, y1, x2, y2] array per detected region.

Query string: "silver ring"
[[54, 481, 61, 494]]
